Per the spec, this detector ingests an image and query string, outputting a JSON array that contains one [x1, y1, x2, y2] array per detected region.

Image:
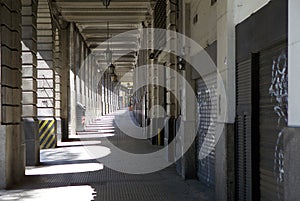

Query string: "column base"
[[164, 117, 176, 162], [23, 118, 40, 166], [61, 117, 69, 142], [0, 124, 25, 189], [37, 118, 57, 149], [150, 117, 165, 145]]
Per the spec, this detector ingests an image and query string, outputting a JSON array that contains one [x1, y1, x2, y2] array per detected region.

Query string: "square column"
[[0, 0, 25, 188], [22, 0, 39, 165]]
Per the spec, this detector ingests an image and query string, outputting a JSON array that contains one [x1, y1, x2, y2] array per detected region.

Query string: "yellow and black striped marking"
[[39, 120, 56, 149]]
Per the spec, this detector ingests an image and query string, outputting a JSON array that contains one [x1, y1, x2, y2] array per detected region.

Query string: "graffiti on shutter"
[[196, 74, 217, 188], [268, 51, 288, 201]]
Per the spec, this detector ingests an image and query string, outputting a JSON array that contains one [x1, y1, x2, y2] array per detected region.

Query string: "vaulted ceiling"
[[54, 0, 155, 81]]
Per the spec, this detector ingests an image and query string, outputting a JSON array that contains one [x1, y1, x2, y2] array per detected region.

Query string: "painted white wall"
[[216, 0, 273, 123], [188, 0, 276, 124], [216, 0, 235, 124], [234, 0, 271, 25], [190, 0, 217, 50], [288, 0, 300, 127]]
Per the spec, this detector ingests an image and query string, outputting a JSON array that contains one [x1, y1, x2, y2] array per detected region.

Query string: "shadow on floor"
[[0, 111, 214, 201]]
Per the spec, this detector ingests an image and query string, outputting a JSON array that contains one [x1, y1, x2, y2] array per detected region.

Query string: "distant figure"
[[82, 116, 85, 125]]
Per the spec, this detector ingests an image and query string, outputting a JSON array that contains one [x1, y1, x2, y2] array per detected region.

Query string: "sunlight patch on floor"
[[0, 185, 96, 201], [26, 163, 104, 175]]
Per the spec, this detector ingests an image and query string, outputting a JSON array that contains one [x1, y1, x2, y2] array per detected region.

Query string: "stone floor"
[[0, 110, 214, 201]]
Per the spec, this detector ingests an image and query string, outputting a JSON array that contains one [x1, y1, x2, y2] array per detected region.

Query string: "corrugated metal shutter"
[[196, 73, 217, 188], [259, 41, 287, 201], [235, 58, 254, 201]]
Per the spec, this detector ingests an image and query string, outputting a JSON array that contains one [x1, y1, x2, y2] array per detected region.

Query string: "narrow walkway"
[[0, 110, 213, 201]]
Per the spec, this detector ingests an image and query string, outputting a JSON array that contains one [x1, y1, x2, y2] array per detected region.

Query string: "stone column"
[[109, 76, 112, 113], [74, 31, 81, 131], [102, 72, 105, 115], [103, 72, 107, 115], [85, 54, 89, 119], [216, 0, 235, 200], [37, 0, 55, 119], [88, 55, 95, 118], [145, 22, 152, 138], [106, 72, 109, 114], [166, 0, 178, 118], [0, 0, 24, 188], [54, 28, 62, 141], [60, 21, 69, 141], [36, 0, 57, 150], [81, 42, 86, 107], [178, 0, 197, 179], [85, 53, 90, 122], [21, 0, 39, 166], [69, 23, 77, 135]]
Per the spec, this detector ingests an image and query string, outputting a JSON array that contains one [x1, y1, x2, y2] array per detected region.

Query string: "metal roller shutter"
[[196, 73, 217, 188], [235, 57, 258, 201], [259, 41, 287, 201]]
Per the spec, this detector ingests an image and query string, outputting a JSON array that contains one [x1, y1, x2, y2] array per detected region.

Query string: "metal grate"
[[153, 0, 167, 57], [196, 73, 217, 188]]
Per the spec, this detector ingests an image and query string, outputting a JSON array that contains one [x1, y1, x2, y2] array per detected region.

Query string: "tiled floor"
[[0, 110, 214, 201]]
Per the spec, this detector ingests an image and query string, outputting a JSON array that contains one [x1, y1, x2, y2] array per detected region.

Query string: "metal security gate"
[[235, 1, 287, 199], [259, 41, 287, 201], [235, 55, 260, 201], [235, 41, 287, 201], [196, 73, 217, 188]]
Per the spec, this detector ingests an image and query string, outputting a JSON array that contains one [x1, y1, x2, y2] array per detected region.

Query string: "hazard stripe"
[[46, 135, 56, 149], [39, 121, 48, 133], [39, 122, 51, 142], [39, 120, 56, 149], [39, 121, 51, 137], [41, 127, 55, 149], [40, 120, 55, 142]]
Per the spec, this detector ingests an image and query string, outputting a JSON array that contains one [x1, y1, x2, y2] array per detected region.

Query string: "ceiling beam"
[[56, 0, 152, 4], [77, 22, 140, 27], [81, 28, 137, 34], [60, 8, 149, 13], [89, 43, 137, 49], [62, 12, 148, 18], [62, 16, 147, 21], [85, 36, 138, 43]]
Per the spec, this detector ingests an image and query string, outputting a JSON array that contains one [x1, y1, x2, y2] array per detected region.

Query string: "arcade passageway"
[[0, 111, 213, 201], [0, 0, 300, 201]]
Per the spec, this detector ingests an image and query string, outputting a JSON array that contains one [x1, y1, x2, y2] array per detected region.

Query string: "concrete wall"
[[284, 128, 300, 200], [285, 0, 300, 199], [190, 0, 217, 49], [288, 0, 300, 127], [0, 0, 25, 188], [182, 0, 275, 200], [234, 0, 271, 25]]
